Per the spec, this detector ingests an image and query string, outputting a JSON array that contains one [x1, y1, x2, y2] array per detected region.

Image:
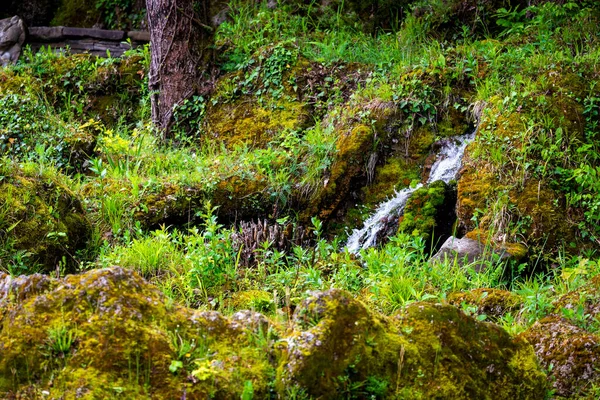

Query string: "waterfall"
[[345, 131, 474, 254]]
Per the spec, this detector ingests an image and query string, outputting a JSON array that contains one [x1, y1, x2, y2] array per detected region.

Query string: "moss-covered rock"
[[0, 164, 91, 273], [447, 288, 522, 320], [521, 316, 600, 397], [204, 49, 310, 148], [133, 173, 273, 228], [0, 267, 273, 398], [456, 77, 584, 258], [204, 90, 309, 148], [225, 290, 274, 313], [553, 274, 600, 321], [1, 272, 548, 398], [399, 180, 456, 246], [302, 100, 399, 222], [278, 289, 546, 399]]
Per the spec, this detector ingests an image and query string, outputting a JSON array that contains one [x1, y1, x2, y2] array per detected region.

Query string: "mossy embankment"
[[0, 162, 90, 273]]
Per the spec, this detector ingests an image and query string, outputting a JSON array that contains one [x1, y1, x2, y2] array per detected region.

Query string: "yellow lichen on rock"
[[0, 164, 91, 272], [278, 289, 547, 399]]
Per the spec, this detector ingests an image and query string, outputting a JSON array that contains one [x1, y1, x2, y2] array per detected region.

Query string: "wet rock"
[[0, 16, 26, 66], [399, 180, 457, 252]]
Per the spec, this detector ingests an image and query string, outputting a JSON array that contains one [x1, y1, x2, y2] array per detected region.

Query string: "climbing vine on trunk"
[[146, 0, 214, 138]]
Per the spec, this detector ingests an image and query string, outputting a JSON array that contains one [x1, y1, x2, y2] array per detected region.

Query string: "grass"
[[1, 4, 600, 398]]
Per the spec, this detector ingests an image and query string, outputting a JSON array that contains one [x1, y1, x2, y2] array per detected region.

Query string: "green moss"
[[408, 126, 436, 160], [399, 180, 454, 242], [0, 164, 91, 273], [0, 267, 273, 399], [134, 183, 196, 228], [134, 171, 275, 228], [447, 288, 522, 320], [204, 94, 308, 148], [1, 276, 546, 398], [278, 289, 546, 399], [226, 290, 274, 313], [521, 316, 600, 397], [303, 99, 398, 222], [363, 158, 420, 205]]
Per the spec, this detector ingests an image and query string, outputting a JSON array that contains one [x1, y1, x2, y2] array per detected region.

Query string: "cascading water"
[[345, 131, 475, 254]]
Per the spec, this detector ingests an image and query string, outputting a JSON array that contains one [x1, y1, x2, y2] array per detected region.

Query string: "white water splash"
[[345, 131, 474, 254]]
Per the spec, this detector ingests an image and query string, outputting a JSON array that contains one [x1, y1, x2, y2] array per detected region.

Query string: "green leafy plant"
[[46, 324, 77, 355]]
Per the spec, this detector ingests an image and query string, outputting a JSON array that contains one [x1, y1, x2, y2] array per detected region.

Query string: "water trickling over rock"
[[346, 131, 474, 253]]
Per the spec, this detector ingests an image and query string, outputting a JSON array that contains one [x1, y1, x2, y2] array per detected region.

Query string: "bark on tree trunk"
[[146, 0, 213, 138]]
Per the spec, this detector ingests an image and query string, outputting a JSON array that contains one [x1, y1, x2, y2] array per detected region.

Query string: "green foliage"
[[172, 95, 207, 137], [4, 1, 600, 396], [46, 324, 77, 355], [95, 0, 145, 30]]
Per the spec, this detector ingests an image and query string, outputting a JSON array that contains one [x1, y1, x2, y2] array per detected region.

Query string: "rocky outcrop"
[[522, 317, 600, 398], [0, 269, 547, 398], [0, 16, 26, 66], [0, 267, 274, 399], [521, 274, 600, 397]]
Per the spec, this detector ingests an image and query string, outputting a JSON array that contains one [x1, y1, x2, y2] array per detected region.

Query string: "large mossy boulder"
[[520, 274, 600, 397], [279, 289, 547, 399], [522, 316, 600, 398], [0, 164, 91, 273], [447, 288, 523, 320], [0, 267, 273, 399]]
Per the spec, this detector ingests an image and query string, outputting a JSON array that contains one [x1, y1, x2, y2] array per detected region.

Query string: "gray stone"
[[0, 16, 26, 66], [28, 26, 64, 41], [430, 236, 511, 270], [127, 31, 150, 42], [63, 27, 125, 41]]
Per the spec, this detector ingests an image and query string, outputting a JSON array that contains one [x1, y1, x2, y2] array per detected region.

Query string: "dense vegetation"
[[1, 0, 600, 398]]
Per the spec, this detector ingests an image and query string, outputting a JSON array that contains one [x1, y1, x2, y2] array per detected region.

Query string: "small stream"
[[345, 131, 475, 254]]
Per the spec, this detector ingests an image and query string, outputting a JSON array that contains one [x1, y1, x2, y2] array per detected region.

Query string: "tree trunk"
[[146, 0, 213, 138]]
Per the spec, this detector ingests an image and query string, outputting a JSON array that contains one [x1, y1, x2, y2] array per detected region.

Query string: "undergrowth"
[[1, 2, 600, 396]]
